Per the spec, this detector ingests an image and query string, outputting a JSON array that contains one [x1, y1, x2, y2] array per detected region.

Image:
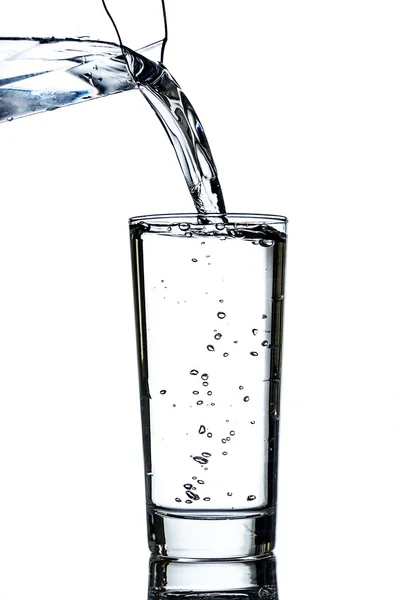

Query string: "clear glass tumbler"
[[129, 213, 287, 561]]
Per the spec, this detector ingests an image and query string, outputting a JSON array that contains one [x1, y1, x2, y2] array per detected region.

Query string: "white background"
[[1, 1, 400, 598]]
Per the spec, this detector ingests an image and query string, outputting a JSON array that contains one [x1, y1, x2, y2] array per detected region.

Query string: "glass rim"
[[129, 212, 288, 225]]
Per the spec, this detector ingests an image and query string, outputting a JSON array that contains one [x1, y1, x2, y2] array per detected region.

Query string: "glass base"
[[147, 508, 276, 559], [148, 553, 278, 599]]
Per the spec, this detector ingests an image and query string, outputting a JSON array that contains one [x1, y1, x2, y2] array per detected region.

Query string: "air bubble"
[[191, 257, 198, 262], [186, 491, 200, 501], [179, 223, 190, 231], [217, 312, 226, 319], [185, 499, 193, 504], [207, 432, 212, 438], [234, 340, 238, 344], [198, 480, 204, 484], [185, 232, 193, 237], [202, 452, 211, 457], [226, 436, 231, 441], [247, 495, 256, 501], [192, 476, 197, 480], [204, 497, 211, 501], [184, 483, 193, 490], [222, 451, 228, 456], [193, 456, 208, 465], [211, 402, 215, 406], [193, 390, 199, 395], [227, 492, 233, 497], [202, 382, 209, 387], [190, 369, 199, 375], [207, 391, 213, 396], [261, 340, 269, 347], [207, 345, 215, 351], [215, 223, 225, 231], [197, 400, 203, 405], [199, 425, 206, 434], [160, 390, 166, 395], [172, 404, 176, 407], [252, 329, 258, 335], [222, 438, 226, 443], [239, 386, 244, 390], [259, 239, 274, 247], [219, 299, 224, 303], [175, 498, 182, 502], [250, 352, 259, 357], [244, 396, 250, 402], [262, 314, 267, 319], [230, 431, 235, 436], [214, 333, 222, 340], [251, 420, 255, 424], [223, 352, 229, 357], [201, 374, 209, 380]]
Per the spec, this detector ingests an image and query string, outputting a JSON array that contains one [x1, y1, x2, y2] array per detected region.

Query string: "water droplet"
[[202, 381, 209, 387], [244, 396, 250, 402], [193, 456, 208, 465], [247, 495, 256, 501], [230, 430, 235, 436], [198, 479, 204, 484], [252, 329, 258, 335], [179, 223, 190, 231], [175, 498, 182, 502], [250, 351, 259, 357], [191, 257, 198, 262], [226, 436, 231, 441], [239, 386, 244, 390], [201, 374, 209, 380], [160, 390, 166, 395], [199, 425, 206, 434], [217, 312, 226, 319], [214, 333, 222, 340], [207, 391, 213, 396], [197, 400, 204, 405], [227, 492, 233, 497], [204, 497, 211, 501], [215, 223, 225, 231], [219, 299, 224, 303], [202, 452, 211, 457], [262, 314, 267, 319], [207, 345, 215, 351], [186, 491, 200, 501], [222, 438, 226, 443], [261, 340, 269, 347], [207, 432, 212, 438], [251, 420, 255, 424], [193, 390, 199, 395], [222, 451, 228, 455], [184, 483, 193, 490], [190, 369, 199, 375], [185, 499, 192, 504], [185, 231, 193, 237], [223, 352, 229, 357]]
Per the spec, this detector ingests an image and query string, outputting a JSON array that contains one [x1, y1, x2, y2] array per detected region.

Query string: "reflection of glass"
[[130, 214, 287, 563], [148, 553, 279, 600]]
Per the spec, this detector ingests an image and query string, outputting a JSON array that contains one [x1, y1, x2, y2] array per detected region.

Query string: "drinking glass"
[[129, 213, 287, 569]]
